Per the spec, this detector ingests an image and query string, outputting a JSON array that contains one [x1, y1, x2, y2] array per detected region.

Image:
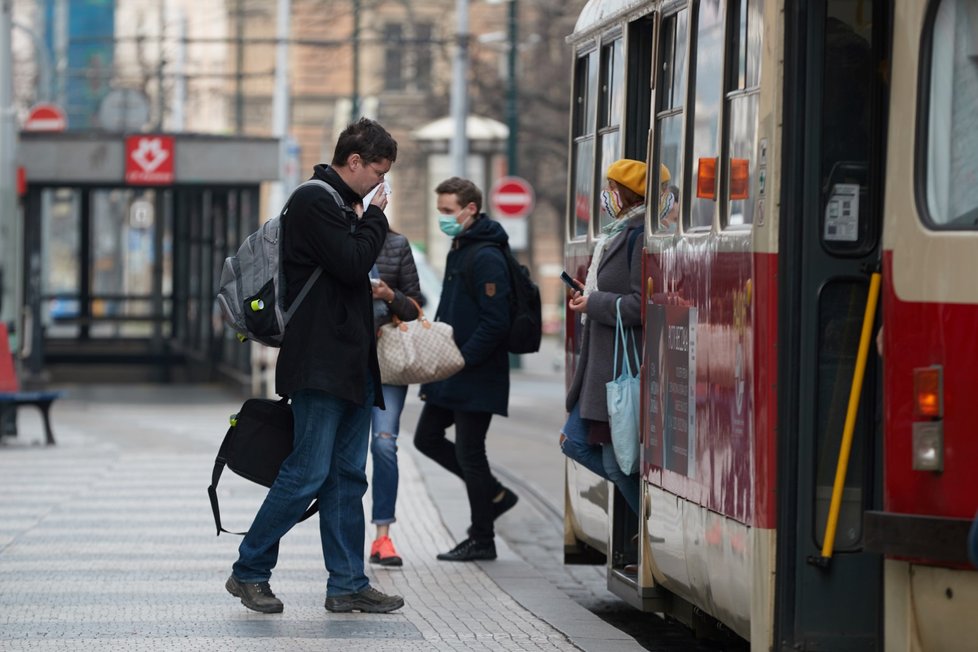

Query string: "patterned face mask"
[[601, 189, 623, 219], [658, 189, 675, 225]]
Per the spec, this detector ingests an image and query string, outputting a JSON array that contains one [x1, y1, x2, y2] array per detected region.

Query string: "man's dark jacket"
[[419, 215, 511, 416], [276, 164, 388, 407]]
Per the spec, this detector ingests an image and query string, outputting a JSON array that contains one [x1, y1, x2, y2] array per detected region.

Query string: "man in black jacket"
[[226, 118, 404, 615], [414, 177, 519, 562]]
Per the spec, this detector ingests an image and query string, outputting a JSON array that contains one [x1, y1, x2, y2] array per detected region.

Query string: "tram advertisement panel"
[[645, 304, 697, 478]]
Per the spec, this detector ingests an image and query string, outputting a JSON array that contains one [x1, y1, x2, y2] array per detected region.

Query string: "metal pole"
[[506, 0, 517, 176], [0, 0, 22, 338], [268, 0, 290, 208], [234, 0, 244, 133], [171, 8, 186, 131], [53, 0, 67, 111], [449, 0, 469, 177], [351, 0, 359, 122]]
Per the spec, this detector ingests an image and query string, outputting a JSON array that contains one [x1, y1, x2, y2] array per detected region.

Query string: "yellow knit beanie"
[[606, 159, 647, 197]]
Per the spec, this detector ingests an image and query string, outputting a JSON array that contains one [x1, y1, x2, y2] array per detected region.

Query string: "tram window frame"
[[595, 35, 625, 235], [917, 0, 978, 231], [721, 0, 763, 230], [687, 0, 726, 233], [570, 45, 599, 241], [652, 9, 689, 236]]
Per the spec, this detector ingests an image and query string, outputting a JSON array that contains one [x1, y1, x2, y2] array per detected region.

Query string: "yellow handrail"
[[820, 271, 881, 561]]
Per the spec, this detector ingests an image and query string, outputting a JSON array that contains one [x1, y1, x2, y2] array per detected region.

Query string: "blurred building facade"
[[10, 0, 586, 343]]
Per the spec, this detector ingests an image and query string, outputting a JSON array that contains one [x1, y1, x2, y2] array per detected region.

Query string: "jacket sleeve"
[[388, 240, 422, 322], [584, 230, 643, 328], [460, 246, 511, 366], [293, 187, 388, 286]]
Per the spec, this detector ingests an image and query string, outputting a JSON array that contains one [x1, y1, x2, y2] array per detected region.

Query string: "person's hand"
[[372, 279, 395, 303], [568, 292, 588, 314], [369, 183, 389, 212]]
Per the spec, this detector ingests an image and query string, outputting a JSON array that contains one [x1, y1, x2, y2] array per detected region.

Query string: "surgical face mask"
[[601, 189, 623, 219], [438, 211, 465, 237]]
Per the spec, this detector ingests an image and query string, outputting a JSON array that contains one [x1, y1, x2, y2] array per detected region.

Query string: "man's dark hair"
[[332, 118, 398, 166], [435, 177, 483, 213]]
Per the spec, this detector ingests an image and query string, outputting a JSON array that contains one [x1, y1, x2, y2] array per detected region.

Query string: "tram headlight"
[[911, 421, 944, 472]]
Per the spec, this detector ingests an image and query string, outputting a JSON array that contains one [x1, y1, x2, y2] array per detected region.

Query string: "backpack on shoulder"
[[216, 179, 354, 347], [207, 397, 317, 535], [466, 242, 543, 354]]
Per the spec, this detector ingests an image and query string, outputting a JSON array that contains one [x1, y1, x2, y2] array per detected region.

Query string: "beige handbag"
[[376, 299, 464, 386]]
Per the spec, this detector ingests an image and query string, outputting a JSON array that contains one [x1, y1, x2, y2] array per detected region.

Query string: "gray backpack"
[[216, 179, 353, 347]]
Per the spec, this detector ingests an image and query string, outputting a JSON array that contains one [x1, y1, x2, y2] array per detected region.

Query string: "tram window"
[[924, 0, 978, 229], [600, 39, 624, 131], [689, 0, 724, 230], [571, 50, 598, 239], [819, 4, 875, 253], [654, 10, 688, 234], [813, 280, 872, 551], [596, 39, 624, 233], [724, 0, 762, 228]]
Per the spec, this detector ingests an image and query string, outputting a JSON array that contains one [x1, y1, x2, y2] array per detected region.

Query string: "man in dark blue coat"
[[414, 177, 519, 562], [226, 118, 404, 615]]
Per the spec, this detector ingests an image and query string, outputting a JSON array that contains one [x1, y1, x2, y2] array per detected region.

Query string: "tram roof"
[[571, 0, 648, 42]]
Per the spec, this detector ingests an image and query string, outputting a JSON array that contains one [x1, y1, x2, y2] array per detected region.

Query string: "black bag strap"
[[207, 422, 319, 537]]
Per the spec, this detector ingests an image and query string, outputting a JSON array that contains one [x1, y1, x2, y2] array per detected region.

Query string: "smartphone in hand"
[[560, 271, 580, 292]]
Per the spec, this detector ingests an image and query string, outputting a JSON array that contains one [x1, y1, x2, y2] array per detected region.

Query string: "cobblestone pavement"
[[0, 384, 641, 651]]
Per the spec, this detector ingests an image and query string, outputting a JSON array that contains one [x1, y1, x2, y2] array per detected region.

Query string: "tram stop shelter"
[[16, 132, 280, 389]]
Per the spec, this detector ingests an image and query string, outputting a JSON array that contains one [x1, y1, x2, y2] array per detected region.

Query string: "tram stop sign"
[[490, 176, 535, 220]]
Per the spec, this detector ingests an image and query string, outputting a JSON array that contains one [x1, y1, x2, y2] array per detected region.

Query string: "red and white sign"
[[23, 103, 67, 132], [125, 135, 175, 185], [490, 176, 535, 220]]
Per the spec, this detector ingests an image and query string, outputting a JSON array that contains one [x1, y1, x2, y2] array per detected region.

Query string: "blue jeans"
[[233, 384, 373, 597], [560, 402, 641, 517], [370, 384, 407, 525]]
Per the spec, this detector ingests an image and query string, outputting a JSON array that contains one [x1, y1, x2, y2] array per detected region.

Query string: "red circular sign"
[[490, 176, 535, 219], [23, 103, 67, 132]]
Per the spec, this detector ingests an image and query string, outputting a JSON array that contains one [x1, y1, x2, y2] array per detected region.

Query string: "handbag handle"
[[613, 297, 640, 379], [388, 296, 430, 332]]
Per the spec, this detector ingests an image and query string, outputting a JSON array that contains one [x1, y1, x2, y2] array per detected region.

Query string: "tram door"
[[777, 1, 890, 649]]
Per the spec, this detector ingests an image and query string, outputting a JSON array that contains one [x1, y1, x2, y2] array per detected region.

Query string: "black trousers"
[[414, 403, 503, 541]]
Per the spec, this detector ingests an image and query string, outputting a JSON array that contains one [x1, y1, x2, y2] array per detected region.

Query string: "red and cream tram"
[[562, 0, 978, 650]]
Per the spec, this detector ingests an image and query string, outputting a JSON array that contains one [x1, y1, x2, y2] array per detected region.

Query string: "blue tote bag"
[[606, 297, 641, 475]]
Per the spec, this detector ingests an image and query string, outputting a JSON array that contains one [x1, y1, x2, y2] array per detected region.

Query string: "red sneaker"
[[369, 535, 403, 567]]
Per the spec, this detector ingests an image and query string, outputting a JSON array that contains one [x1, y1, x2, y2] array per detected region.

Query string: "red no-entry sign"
[[23, 103, 67, 132], [490, 176, 535, 220]]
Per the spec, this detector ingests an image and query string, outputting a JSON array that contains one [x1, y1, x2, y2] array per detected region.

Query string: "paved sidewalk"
[[0, 384, 640, 651]]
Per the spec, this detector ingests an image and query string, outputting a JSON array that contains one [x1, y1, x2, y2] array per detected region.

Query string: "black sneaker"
[[324, 585, 404, 613], [436, 537, 497, 562], [225, 575, 283, 614]]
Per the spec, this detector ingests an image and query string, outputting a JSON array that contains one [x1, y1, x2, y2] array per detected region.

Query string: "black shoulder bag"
[[207, 397, 318, 535]]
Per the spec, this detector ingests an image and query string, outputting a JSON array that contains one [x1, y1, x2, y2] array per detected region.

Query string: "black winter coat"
[[276, 164, 388, 407], [419, 215, 511, 416], [372, 232, 422, 331]]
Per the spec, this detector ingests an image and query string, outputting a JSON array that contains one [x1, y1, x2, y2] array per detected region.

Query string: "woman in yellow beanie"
[[559, 158, 644, 520]]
